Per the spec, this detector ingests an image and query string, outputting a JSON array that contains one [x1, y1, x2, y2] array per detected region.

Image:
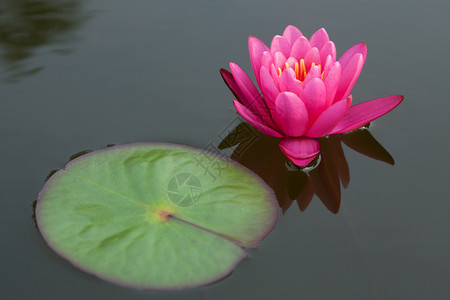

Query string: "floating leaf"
[[36, 143, 278, 290]]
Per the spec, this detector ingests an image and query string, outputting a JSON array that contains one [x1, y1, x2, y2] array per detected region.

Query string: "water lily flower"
[[221, 25, 403, 166]]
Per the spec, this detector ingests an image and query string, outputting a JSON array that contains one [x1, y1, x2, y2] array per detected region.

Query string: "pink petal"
[[320, 41, 336, 67], [303, 65, 322, 86], [330, 95, 404, 134], [274, 51, 287, 69], [338, 42, 367, 69], [279, 137, 321, 166], [259, 65, 280, 120], [300, 78, 327, 123], [259, 66, 280, 110], [322, 55, 333, 79], [233, 100, 283, 137], [230, 63, 277, 128], [279, 68, 302, 95], [261, 51, 274, 70], [270, 64, 280, 88], [273, 92, 309, 137], [309, 28, 330, 50], [271, 35, 291, 58], [249, 36, 269, 84], [306, 98, 350, 138], [286, 57, 298, 68], [220, 68, 247, 104], [290, 36, 311, 60], [334, 53, 364, 101], [304, 47, 321, 71], [282, 25, 303, 45], [323, 62, 341, 107], [230, 62, 268, 114]]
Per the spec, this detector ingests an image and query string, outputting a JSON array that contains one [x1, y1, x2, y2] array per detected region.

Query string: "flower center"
[[278, 58, 322, 82]]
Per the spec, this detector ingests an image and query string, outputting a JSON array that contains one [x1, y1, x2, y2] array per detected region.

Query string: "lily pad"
[[36, 143, 278, 289]]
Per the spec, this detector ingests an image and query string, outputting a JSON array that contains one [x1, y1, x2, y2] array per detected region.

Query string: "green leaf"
[[36, 143, 278, 289]]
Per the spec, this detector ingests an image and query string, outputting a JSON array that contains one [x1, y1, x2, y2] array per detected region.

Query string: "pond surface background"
[[1, 0, 449, 299]]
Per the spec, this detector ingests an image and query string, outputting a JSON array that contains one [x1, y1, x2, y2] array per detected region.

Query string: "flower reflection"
[[218, 122, 394, 214], [0, 0, 88, 82]]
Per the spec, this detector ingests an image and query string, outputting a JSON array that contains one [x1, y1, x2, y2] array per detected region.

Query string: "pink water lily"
[[221, 25, 403, 166]]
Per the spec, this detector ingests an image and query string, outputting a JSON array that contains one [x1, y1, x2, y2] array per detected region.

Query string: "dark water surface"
[[1, 0, 449, 299]]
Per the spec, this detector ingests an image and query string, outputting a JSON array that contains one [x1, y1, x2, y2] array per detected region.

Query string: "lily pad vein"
[[71, 173, 149, 209]]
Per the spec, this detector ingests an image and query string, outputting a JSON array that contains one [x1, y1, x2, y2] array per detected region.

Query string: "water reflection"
[[0, 0, 87, 82], [218, 122, 394, 214]]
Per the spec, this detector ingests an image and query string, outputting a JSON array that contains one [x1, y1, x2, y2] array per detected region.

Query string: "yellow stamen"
[[278, 67, 282, 77], [287, 60, 323, 82], [299, 59, 306, 81]]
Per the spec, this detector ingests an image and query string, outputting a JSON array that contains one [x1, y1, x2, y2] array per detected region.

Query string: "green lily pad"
[[36, 143, 278, 289]]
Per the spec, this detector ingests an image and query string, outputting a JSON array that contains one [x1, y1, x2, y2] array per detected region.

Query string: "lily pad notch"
[[36, 143, 279, 290]]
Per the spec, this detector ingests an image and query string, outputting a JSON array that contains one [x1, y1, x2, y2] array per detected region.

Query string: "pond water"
[[1, 0, 449, 299]]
